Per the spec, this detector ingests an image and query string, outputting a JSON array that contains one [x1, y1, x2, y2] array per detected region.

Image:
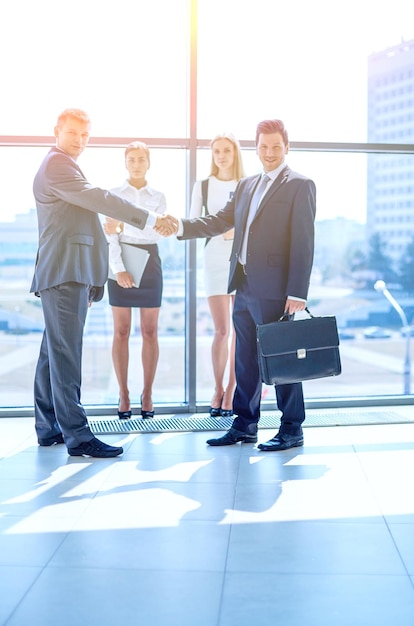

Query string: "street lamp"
[[374, 280, 411, 394]]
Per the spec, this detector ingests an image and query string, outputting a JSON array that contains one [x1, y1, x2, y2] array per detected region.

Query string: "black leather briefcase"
[[256, 308, 341, 385]]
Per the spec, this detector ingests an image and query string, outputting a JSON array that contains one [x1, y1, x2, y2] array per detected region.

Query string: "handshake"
[[104, 214, 178, 237], [154, 214, 179, 236]]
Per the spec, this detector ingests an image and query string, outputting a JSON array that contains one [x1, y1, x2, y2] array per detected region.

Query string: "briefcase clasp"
[[297, 348, 306, 359]]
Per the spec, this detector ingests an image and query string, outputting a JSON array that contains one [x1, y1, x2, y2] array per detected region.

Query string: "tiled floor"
[[0, 410, 414, 626]]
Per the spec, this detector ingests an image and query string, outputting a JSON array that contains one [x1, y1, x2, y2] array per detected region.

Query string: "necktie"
[[249, 174, 271, 216], [239, 174, 271, 265]]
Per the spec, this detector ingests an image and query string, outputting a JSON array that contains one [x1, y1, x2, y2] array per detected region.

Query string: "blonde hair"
[[209, 132, 245, 181], [57, 108, 90, 127]]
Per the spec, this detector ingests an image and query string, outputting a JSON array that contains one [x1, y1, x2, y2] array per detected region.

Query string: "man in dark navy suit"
[[31, 108, 176, 457], [178, 119, 316, 450]]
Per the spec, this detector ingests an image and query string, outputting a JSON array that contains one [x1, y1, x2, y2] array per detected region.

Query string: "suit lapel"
[[240, 175, 261, 229], [255, 166, 290, 218], [235, 167, 290, 255], [232, 176, 258, 256]]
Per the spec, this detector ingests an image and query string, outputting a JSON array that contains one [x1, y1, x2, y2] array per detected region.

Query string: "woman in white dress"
[[190, 133, 245, 417]]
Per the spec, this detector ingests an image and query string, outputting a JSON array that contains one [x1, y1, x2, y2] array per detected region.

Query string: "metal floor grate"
[[88, 410, 412, 435]]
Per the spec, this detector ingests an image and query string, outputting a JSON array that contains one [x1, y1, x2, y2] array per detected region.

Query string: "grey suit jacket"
[[180, 166, 316, 301], [31, 147, 150, 294]]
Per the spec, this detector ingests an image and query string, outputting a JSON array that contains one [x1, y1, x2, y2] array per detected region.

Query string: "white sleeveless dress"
[[190, 176, 237, 297]]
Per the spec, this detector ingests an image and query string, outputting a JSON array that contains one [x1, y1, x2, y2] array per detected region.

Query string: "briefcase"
[[256, 308, 341, 385]]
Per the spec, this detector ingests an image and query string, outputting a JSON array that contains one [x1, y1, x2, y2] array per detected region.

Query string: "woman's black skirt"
[[108, 243, 162, 308]]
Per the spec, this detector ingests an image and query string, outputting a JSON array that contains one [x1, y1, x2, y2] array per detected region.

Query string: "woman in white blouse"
[[105, 142, 166, 419], [190, 133, 245, 417]]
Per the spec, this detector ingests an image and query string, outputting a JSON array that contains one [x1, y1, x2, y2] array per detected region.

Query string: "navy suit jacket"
[[180, 165, 316, 301], [31, 147, 150, 295]]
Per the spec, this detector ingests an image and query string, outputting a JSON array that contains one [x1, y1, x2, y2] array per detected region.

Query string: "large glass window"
[[0, 146, 187, 409], [194, 150, 414, 403], [197, 0, 414, 143], [1, 0, 414, 412], [0, 0, 189, 137]]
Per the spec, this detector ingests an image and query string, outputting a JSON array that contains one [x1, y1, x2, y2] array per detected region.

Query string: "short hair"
[[124, 141, 150, 163], [56, 108, 91, 127], [209, 132, 245, 181], [255, 119, 289, 146]]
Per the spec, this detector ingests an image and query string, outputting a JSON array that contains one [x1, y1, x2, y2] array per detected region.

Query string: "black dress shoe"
[[258, 433, 304, 452], [38, 433, 65, 446], [68, 436, 123, 458], [220, 408, 233, 418], [209, 406, 221, 417], [206, 427, 258, 446]]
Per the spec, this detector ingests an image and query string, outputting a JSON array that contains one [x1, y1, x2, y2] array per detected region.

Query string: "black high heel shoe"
[[220, 408, 233, 418], [209, 394, 224, 417], [118, 399, 132, 420], [209, 406, 222, 417], [140, 395, 155, 419]]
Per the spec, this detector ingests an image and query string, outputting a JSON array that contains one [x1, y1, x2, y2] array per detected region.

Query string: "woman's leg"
[[207, 295, 232, 409], [140, 307, 160, 412], [111, 306, 132, 412]]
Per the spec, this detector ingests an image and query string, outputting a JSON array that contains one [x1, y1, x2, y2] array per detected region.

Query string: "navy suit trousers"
[[231, 274, 305, 436]]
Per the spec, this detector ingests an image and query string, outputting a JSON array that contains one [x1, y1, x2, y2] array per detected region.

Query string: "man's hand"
[[104, 217, 123, 235], [154, 214, 178, 236], [284, 298, 307, 315], [223, 228, 235, 241]]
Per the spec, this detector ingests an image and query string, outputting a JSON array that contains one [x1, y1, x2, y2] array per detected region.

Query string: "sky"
[[0, 0, 413, 225]]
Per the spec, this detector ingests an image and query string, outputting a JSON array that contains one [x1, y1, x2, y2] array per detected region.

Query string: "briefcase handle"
[[279, 307, 313, 321]]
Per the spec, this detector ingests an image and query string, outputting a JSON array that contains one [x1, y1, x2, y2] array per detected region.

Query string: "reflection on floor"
[[0, 410, 413, 626]]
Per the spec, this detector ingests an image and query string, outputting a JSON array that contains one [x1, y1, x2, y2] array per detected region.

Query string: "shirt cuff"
[[176, 218, 184, 237], [110, 264, 126, 274], [288, 296, 306, 302], [145, 211, 157, 228]]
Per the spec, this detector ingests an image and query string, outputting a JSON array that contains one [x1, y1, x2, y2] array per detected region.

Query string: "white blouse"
[[107, 181, 166, 275]]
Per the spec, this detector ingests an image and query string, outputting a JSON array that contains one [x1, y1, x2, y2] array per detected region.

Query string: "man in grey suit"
[[178, 119, 316, 451], [31, 108, 176, 457]]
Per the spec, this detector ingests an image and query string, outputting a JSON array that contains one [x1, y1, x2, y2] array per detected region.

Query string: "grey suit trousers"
[[34, 282, 94, 448]]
